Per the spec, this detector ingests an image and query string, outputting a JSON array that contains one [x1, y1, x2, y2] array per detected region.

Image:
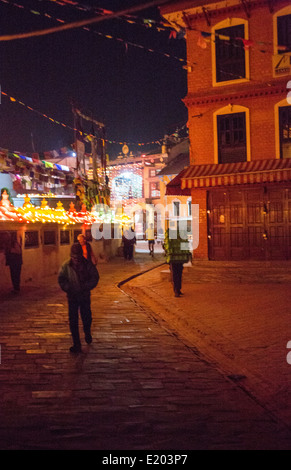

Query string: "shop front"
[[181, 159, 291, 260]]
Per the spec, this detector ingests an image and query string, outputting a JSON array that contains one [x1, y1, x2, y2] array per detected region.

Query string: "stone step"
[[160, 261, 291, 283]]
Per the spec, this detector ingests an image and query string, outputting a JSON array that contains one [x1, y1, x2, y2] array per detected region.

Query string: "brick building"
[[161, 0, 291, 260]]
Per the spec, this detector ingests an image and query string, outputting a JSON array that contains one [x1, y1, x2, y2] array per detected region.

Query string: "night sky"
[[0, 0, 187, 158]]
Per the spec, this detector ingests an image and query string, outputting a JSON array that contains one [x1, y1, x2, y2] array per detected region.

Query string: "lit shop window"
[[111, 172, 143, 201], [150, 182, 160, 198]]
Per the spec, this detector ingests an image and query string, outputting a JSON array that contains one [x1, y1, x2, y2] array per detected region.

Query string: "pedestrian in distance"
[[163, 227, 191, 297], [58, 243, 99, 353], [4, 230, 23, 294], [77, 233, 97, 266], [145, 223, 155, 257], [122, 226, 136, 261]]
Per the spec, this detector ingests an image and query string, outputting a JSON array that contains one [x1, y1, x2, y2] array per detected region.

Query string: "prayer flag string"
[[0, 90, 187, 147]]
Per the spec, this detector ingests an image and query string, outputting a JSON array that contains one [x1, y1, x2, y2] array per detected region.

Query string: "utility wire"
[[0, 0, 176, 41]]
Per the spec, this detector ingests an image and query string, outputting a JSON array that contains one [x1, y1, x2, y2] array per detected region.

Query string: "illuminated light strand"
[[0, 203, 28, 222], [0, 195, 119, 225]]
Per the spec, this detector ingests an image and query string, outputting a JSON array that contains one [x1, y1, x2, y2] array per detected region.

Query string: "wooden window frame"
[[273, 6, 291, 55], [211, 18, 250, 87], [60, 229, 71, 245], [43, 230, 57, 246], [275, 99, 291, 159], [213, 104, 251, 164], [272, 6, 291, 78], [24, 230, 39, 249]]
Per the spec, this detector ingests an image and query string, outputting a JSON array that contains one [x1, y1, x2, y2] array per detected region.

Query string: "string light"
[[0, 193, 124, 225]]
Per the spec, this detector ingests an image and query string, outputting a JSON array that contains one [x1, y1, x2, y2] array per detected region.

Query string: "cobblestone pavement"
[[124, 260, 291, 433], [1, 254, 291, 450]]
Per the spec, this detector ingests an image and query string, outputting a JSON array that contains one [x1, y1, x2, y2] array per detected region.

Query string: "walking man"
[[58, 243, 99, 353], [122, 227, 136, 261], [77, 234, 97, 266], [163, 227, 191, 297], [145, 223, 155, 257]]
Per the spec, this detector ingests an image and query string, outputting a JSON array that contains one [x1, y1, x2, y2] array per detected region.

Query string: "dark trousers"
[[170, 262, 184, 295], [148, 240, 154, 253], [9, 263, 22, 291], [68, 293, 92, 346], [124, 244, 134, 260]]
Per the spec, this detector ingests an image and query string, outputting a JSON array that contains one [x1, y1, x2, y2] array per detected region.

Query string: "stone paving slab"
[[1, 254, 291, 450], [124, 260, 291, 431]]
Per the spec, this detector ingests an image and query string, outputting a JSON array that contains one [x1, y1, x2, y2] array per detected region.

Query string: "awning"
[[181, 158, 291, 190], [166, 169, 191, 196]]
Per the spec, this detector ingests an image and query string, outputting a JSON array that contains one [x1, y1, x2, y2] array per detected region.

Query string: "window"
[[25, 231, 39, 248], [277, 14, 291, 54], [279, 106, 291, 158], [150, 169, 156, 177], [215, 24, 245, 82], [60, 230, 70, 245], [43, 230, 56, 245], [217, 112, 247, 163], [150, 182, 160, 198], [273, 7, 291, 77], [187, 200, 192, 217], [212, 18, 249, 86], [173, 201, 180, 217]]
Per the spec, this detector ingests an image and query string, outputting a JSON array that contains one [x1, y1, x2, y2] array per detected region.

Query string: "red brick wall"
[[165, 1, 291, 259], [191, 188, 208, 259], [183, 1, 290, 166], [186, 1, 290, 94], [188, 92, 285, 165]]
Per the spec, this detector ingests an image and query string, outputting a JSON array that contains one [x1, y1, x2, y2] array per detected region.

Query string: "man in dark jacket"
[[58, 243, 99, 353], [163, 228, 191, 297], [122, 227, 136, 261]]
